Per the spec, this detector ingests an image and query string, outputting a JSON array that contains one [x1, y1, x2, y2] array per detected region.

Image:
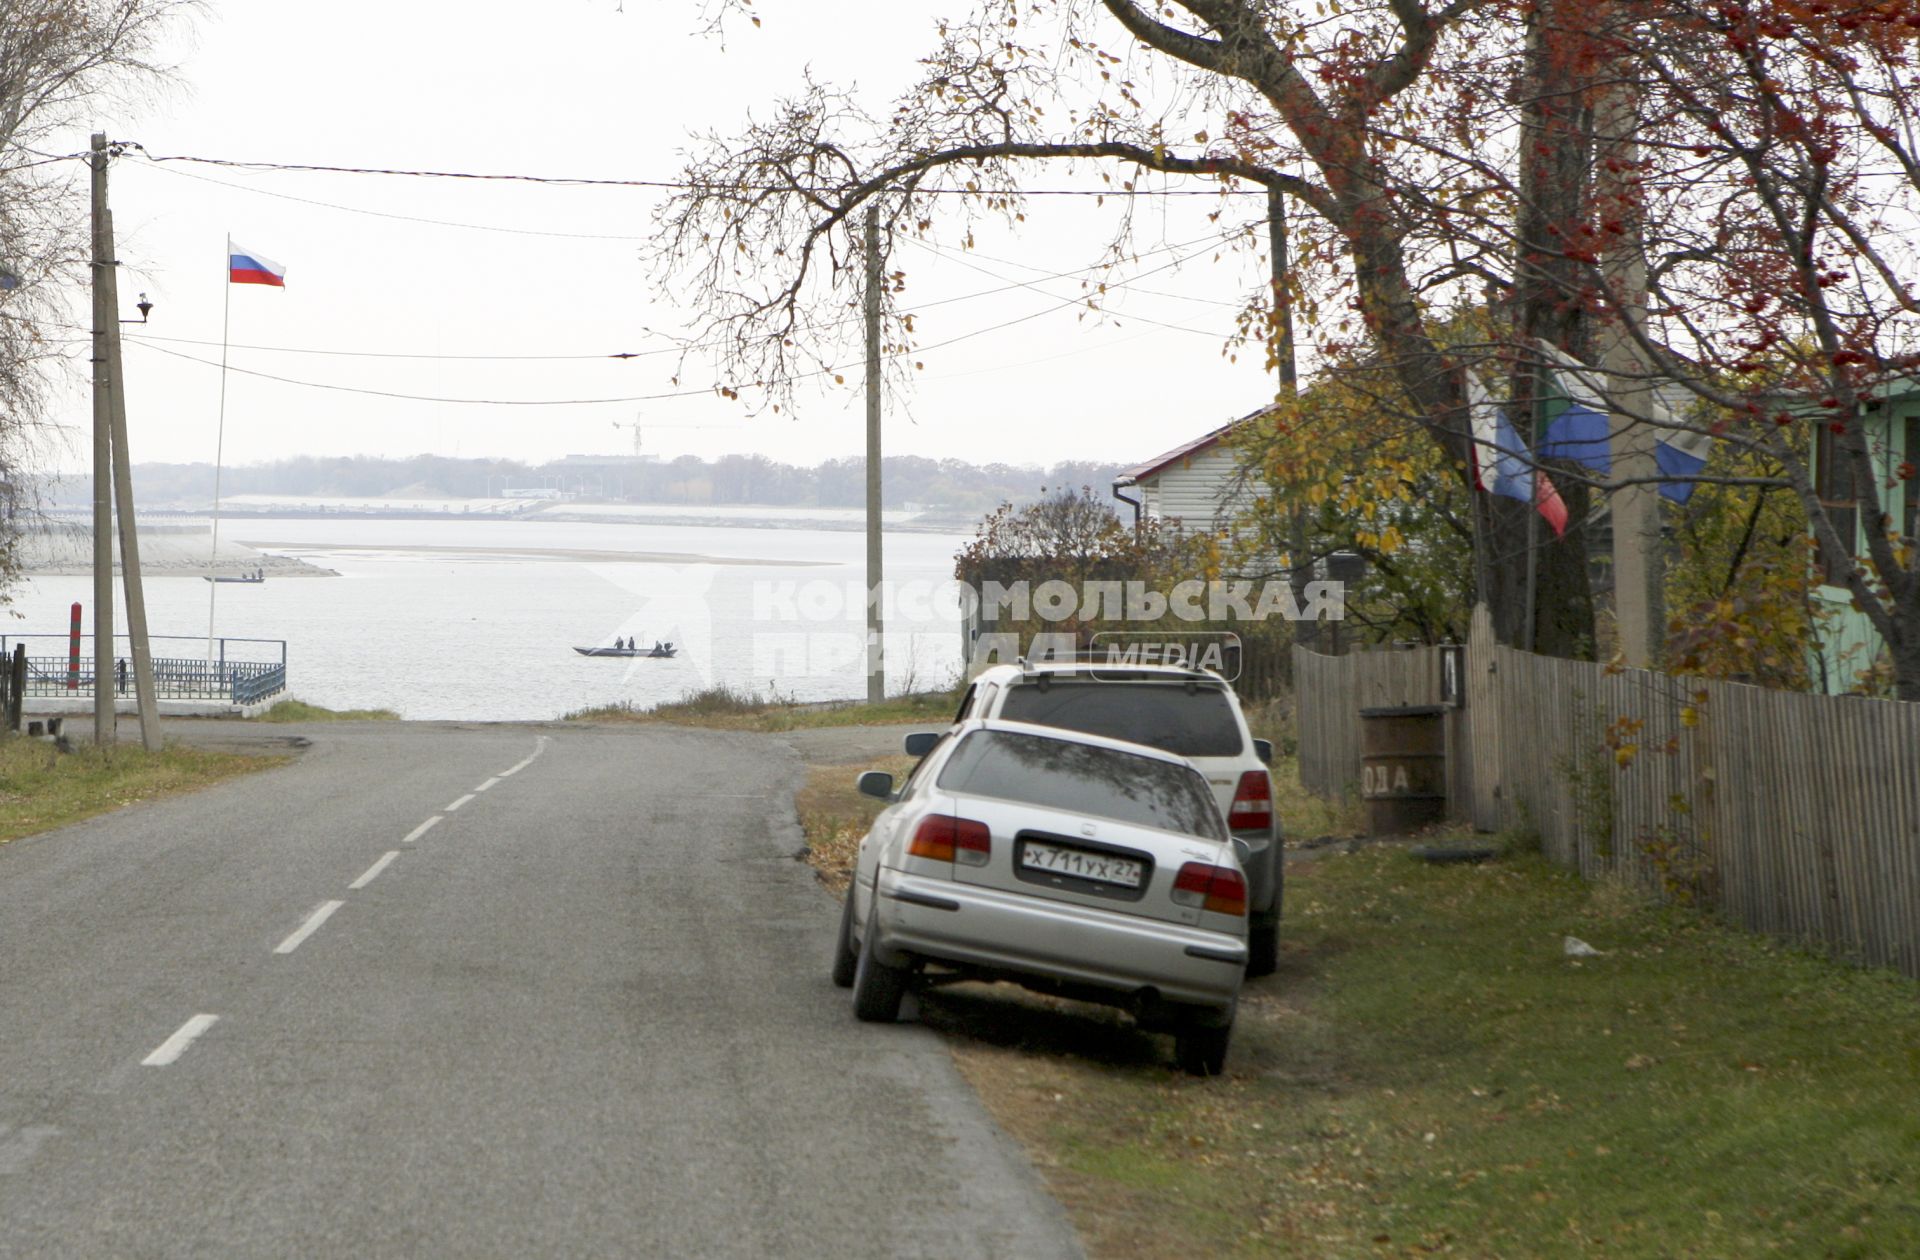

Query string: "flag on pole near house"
[[1467, 369, 1569, 537], [1535, 341, 1612, 470], [1650, 420, 1712, 502], [228, 244, 286, 287], [1532, 339, 1711, 503]]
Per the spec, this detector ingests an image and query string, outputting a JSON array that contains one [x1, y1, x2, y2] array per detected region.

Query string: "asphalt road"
[[0, 721, 1082, 1259]]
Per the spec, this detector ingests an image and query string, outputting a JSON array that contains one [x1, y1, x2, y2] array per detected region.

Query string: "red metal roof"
[[1114, 407, 1270, 485]]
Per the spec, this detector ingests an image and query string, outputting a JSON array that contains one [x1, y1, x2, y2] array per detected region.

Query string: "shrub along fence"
[[1295, 604, 1920, 979]]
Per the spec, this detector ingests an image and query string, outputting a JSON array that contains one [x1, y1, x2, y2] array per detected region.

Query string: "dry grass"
[[795, 755, 915, 894], [567, 686, 957, 732], [0, 736, 288, 846]]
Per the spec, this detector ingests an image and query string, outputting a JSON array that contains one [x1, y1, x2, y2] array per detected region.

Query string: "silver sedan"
[[832, 719, 1248, 1075]]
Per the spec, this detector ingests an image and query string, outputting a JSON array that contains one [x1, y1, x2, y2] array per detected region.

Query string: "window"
[[999, 680, 1244, 757], [937, 730, 1226, 840], [898, 735, 951, 798], [1816, 422, 1860, 586]]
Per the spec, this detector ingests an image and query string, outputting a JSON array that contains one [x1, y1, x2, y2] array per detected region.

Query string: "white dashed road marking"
[[475, 777, 500, 793], [274, 901, 344, 955], [141, 1015, 219, 1067], [402, 816, 442, 844], [497, 734, 551, 778], [349, 851, 400, 890], [445, 794, 475, 812]]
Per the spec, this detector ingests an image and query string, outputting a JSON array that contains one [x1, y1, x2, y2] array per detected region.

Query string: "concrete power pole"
[[864, 205, 885, 704], [102, 207, 162, 750], [89, 135, 115, 744], [89, 135, 161, 749], [1597, 83, 1664, 667], [1271, 188, 1316, 650]]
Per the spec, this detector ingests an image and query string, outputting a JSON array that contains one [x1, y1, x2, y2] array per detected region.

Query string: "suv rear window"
[[937, 729, 1225, 840], [998, 681, 1244, 758]]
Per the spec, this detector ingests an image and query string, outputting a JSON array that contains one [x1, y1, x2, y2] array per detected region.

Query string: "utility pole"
[[1598, 78, 1662, 666], [89, 136, 160, 748], [102, 206, 162, 750], [1271, 188, 1316, 650], [864, 204, 885, 704], [89, 134, 114, 744]]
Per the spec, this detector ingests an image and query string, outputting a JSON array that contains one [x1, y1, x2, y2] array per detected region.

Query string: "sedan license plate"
[[1021, 841, 1144, 888]]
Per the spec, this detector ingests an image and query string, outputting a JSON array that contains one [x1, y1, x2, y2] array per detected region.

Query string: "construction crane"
[[611, 416, 741, 457], [611, 418, 644, 457]]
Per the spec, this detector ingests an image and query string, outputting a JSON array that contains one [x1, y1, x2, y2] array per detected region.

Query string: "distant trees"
[[54, 451, 1127, 514]]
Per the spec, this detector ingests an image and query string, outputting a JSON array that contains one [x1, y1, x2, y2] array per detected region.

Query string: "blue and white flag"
[[1532, 340, 1710, 503]]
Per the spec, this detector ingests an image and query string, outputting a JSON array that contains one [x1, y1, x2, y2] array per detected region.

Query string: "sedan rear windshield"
[[998, 681, 1244, 758], [937, 729, 1226, 840]]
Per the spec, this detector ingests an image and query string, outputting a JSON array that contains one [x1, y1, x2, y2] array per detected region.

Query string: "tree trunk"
[[1507, 0, 1597, 657]]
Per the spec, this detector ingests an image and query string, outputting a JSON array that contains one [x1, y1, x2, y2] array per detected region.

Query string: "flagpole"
[[207, 234, 231, 664]]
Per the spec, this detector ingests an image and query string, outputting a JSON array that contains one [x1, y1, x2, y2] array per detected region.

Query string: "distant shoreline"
[[231, 541, 835, 567]]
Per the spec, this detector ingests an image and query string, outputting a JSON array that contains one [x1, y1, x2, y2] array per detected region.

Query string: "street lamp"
[[120, 292, 152, 324]]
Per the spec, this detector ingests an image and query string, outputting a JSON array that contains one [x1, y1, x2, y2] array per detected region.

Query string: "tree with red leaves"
[[654, 0, 1920, 693]]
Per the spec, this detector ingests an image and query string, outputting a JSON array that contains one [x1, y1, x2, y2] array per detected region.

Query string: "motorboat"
[[573, 643, 677, 658]]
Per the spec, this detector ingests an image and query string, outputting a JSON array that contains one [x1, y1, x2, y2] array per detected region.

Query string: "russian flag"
[[228, 244, 286, 287], [1468, 369, 1569, 538]]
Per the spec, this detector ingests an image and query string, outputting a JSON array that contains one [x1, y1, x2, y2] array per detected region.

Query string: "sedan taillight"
[[1172, 861, 1248, 916], [908, 816, 992, 866], [1228, 769, 1273, 833]]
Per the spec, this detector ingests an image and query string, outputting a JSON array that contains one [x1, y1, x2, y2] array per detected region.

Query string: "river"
[[6, 514, 973, 721]]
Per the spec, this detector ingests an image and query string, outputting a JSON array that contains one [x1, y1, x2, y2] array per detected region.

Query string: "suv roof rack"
[[1014, 652, 1223, 682]]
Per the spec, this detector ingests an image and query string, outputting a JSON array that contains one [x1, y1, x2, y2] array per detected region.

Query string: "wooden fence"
[[1294, 604, 1920, 979]]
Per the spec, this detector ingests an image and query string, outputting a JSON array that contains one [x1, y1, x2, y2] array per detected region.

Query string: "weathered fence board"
[[1293, 606, 1920, 978]]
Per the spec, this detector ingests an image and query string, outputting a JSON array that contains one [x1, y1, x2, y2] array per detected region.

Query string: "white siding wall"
[[1140, 443, 1251, 529]]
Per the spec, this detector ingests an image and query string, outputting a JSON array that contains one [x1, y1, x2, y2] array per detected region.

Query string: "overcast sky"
[[49, 0, 1280, 475]]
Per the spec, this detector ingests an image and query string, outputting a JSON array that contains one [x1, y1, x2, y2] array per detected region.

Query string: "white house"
[[1111, 410, 1267, 532]]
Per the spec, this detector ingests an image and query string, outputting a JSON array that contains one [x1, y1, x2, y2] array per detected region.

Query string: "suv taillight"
[[1228, 769, 1273, 833], [908, 816, 992, 866], [1172, 862, 1247, 916]]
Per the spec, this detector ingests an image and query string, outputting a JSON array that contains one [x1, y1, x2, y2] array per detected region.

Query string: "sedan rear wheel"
[[1174, 1014, 1233, 1077], [851, 882, 910, 1023], [830, 887, 858, 989]]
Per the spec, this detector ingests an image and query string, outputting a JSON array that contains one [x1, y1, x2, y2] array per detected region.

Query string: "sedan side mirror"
[[1252, 738, 1274, 766], [902, 731, 940, 757], [856, 770, 896, 800]]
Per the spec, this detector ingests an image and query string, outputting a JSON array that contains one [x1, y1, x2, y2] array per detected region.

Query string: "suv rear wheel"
[[1246, 911, 1279, 978]]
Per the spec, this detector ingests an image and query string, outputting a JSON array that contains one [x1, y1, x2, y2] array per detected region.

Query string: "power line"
[[125, 233, 1233, 407], [113, 223, 1250, 364], [123, 331, 673, 362], [131, 157, 654, 241], [125, 147, 1269, 198], [129, 339, 730, 405]]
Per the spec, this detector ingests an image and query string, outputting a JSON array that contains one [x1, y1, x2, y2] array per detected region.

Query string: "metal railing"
[[0, 635, 288, 705]]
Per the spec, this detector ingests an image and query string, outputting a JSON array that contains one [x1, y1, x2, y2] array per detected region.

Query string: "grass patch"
[[254, 699, 400, 722], [924, 842, 1920, 1258], [0, 736, 288, 845], [567, 684, 958, 733], [795, 754, 917, 894], [1270, 753, 1363, 842]]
